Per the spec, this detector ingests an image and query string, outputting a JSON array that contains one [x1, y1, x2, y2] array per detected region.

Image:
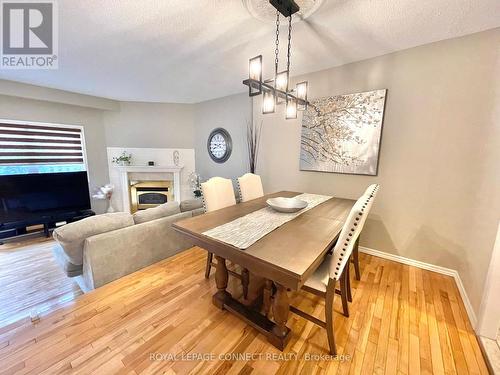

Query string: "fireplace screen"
[[137, 191, 168, 205], [129, 180, 173, 212]]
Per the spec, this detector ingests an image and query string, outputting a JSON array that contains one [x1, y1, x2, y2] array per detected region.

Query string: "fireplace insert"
[[136, 187, 169, 209], [129, 180, 173, 212]]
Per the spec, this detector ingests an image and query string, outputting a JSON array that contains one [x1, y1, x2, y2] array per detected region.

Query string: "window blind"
[[0, 121, 86, 174]]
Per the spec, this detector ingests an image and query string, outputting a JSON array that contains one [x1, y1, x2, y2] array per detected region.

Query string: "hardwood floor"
[[0, 237, 82, 328], [0, 244, 488, 374]]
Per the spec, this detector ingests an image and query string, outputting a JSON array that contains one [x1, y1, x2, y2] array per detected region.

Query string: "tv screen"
[[0, 171, 91, 225]]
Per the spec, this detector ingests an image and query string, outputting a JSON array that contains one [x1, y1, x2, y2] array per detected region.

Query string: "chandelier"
[[243, 0, 309, 119]]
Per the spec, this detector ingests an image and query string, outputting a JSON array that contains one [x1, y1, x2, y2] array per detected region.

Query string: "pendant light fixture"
[[243, 0, 309, 119]]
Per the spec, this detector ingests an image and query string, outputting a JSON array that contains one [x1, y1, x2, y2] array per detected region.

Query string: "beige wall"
[[253, 28, 500, 315], [103, 102, 195, 148], [193, 93, 252, 182], [0, 94, 109, 213]]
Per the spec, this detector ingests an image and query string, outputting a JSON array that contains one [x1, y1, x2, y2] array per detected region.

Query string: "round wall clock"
[[207, 128, 232, 163]]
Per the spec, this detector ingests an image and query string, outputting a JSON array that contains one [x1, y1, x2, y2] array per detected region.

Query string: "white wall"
[[252, 28, 500, 315], [477, 222, 500, 338]]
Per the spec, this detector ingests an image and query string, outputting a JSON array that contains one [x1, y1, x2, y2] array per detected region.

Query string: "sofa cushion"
[[133, 201, 181, 224], [180, 198, 203, 212], [53, 212, 134, 265], [52, 243, 83, 277]]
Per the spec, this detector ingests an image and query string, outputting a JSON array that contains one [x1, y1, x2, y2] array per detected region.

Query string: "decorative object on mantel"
[[243, 0, 310, 119], [92, 184, 115, 213], [300, 89, 387, 176], [188, 172, 202, 198], [207, 128, 232, 163], [246, 120, 263, 173], [112, 151, 132, 166], [173, 150, 180, 166]]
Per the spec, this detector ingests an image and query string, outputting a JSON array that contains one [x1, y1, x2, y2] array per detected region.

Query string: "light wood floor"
[[0, 237, 82, 328], [0, 243, 489, 374]]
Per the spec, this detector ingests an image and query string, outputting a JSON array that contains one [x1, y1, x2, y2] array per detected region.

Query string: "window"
[[0, 120, 87, 175]]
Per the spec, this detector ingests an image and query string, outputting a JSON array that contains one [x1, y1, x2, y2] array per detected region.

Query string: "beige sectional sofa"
[[52, 199, 203, 292]]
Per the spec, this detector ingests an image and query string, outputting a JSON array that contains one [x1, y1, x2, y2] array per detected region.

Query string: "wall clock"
[[207, 128, 232, 163]]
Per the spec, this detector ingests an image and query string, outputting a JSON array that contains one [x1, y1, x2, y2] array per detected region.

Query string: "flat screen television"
[[0, 171, 91, 226]]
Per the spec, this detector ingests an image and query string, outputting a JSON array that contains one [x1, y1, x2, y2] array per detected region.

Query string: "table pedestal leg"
[[263, 279, 273, 317], [210, 263, 291, 351], [241, 268, 250, 300], [213, 256, 231, 309], [271, 283, 291, 349]]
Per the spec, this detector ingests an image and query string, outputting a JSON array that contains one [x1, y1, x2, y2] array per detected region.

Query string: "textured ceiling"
[[1, 0, 499, 103]]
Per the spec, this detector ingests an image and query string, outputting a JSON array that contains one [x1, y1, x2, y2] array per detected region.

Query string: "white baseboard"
[[359, 246, 478, 329]]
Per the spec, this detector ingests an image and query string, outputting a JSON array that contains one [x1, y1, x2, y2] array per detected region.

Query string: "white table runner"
[[203, 193, 332, 249]]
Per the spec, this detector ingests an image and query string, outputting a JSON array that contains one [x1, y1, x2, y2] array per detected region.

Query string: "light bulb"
[[249, 55, 262, 81], [296, 81, 308, 110], [296, 81, 308, 100], [262, 90, 275, 114], [286, 97, 297, 119], [275, 71, 288, 92]]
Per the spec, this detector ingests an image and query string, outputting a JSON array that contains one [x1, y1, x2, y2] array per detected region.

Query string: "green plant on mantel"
[[112, 151, 132, 166]]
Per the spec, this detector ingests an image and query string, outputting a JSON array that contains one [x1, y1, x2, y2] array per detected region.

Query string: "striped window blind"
[[0, 121, 87, 175]]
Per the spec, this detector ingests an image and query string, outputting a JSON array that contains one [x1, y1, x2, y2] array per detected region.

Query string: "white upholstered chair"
[[237, 173, 264, 202], [201, 177, 237, 213], [364, 184, 379, 199], [200, 177, 236, 279], [200, 177, 250, 298], [290, 193, 373, 355], [351, 184, 380, 280]]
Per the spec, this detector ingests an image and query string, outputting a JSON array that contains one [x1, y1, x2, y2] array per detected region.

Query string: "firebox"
[[129, 180, 173, 213]]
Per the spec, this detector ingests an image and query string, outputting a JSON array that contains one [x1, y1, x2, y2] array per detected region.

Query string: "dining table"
[[172, 191, 355, 351]]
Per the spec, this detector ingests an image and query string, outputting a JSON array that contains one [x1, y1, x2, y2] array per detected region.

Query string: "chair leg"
[[346, 261, 352, 302], [353, 237, 361, 281], [205, 252, 213, 279], [340, 270, 349, 317], [325, 279, 337, 355]]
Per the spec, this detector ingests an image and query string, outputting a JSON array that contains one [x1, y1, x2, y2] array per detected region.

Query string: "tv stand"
[[0, 210, 95, 242]]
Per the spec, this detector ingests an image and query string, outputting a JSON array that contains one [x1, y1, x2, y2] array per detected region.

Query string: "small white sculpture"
[[92, 184, 115, 213]]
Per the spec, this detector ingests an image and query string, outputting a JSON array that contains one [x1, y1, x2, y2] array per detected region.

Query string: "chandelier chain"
[[286, 14, 292, 87], [274, 10, 280, 76]]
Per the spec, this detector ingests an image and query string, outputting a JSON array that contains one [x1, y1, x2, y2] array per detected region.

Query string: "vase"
[[106, 200, 115, 213]]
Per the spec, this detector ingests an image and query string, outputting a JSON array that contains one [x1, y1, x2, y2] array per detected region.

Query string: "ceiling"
[[1, 0, 499, 103]]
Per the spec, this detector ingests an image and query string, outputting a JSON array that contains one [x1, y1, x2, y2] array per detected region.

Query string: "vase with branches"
[[246, 120, 263, 173]]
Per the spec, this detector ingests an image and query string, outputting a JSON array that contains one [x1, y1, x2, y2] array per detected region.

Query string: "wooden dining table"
[[172, 191, 355, 351]]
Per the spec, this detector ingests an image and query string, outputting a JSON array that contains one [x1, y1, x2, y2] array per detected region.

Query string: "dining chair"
[[352, 184, 379, 280], [237, 173, 264, 202], [290, 193, 373, 355], [200, 177, 250, 298], [201, 177, 237, 213]]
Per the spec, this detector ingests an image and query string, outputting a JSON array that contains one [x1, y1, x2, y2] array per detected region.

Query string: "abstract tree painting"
[[300, 89, 387, 176]]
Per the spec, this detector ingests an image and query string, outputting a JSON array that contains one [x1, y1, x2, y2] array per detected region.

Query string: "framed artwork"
[[300, 89, 387, 176]]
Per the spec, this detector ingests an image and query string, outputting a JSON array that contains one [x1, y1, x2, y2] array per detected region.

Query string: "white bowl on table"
[[266, 197, 308, 213]]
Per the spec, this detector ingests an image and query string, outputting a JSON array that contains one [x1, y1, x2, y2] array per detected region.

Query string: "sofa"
[[52, 199, 204, 292]]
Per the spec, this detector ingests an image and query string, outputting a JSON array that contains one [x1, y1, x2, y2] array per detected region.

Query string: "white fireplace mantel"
[[114, 165, 183, 212]]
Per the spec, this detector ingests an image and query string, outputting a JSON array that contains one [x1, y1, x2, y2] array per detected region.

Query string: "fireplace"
[[129, 180, 173, 212]]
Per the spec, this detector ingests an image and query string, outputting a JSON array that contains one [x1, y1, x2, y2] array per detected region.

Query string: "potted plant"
[[188, 172, 202, 198], [112, 151, 132, 166]]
